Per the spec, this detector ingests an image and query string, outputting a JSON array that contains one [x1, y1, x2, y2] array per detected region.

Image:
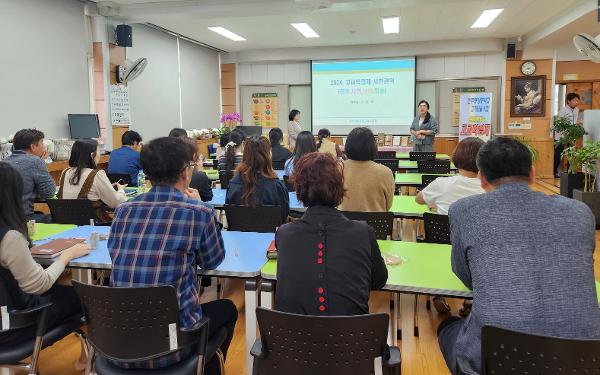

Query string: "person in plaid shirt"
[[108, 137, 237, 373]]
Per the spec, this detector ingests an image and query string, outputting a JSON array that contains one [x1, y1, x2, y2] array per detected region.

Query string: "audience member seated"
[[226, 136, 289, 222], [268, 128, 292, 166], [57, 139, 127, 222], [216, 131, 230, 160], [108, 137, 237, 372], [438, 137, 600, 375], [4, 129, 56, 223], [107, 130, 143, 186], [0, 162, 90, 344], [317, 128, 344, 160], [218, 128, 246, 172], [416, 137, 484, 315], [283, 131, 316, 177], [338, 127, 394, 212], [275, 152, 387, 315], [168, 128, 213, 202]]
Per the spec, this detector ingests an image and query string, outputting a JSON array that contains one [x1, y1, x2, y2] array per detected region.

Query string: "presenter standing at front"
[[287, 109, 302, 150], [410, 100, 439, 152]]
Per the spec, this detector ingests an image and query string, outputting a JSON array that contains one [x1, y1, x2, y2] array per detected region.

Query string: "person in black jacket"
[[275, 152, 388, 316], [168, 128, 213, 202], [268, 128, 292, 168], [225, 136, 289, 222]]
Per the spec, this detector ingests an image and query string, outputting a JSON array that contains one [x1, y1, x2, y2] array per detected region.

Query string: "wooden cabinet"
[[196, 138, 218, 159], [112, 126, 129, 149], [46, 155, 109, 184], [434, 137, 458, 157]]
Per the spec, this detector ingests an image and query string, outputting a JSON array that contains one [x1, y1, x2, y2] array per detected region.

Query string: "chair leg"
[[74, 331, 90, 371], [413, 294, 419, 337], [426, 297, 431, 310], [217, 277, 225, 299], [28, 335, 43, 375], [216, 349, 226, 375], [197, 354, 205, 375]]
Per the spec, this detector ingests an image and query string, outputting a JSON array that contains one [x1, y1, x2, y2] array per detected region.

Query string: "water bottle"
[[137, 170, 146, 193]]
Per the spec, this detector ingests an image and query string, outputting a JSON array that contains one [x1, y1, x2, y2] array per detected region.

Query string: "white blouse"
[[60, 168, 127, 208]]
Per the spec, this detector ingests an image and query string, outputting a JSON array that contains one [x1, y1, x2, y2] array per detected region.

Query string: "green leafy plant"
[[515, 137, 539, 161], [563, 140, 600, 192], [552, 116, 585, 147]]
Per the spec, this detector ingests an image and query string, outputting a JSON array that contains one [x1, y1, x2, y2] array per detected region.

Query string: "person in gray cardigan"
[[410, 100, 439, 152], [439, 137, 600, 375]]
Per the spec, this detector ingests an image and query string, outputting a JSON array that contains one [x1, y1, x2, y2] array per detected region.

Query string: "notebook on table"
[[31, 238, 86, 259]]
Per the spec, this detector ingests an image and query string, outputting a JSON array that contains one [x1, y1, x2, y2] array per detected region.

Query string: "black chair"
[[377, 150, 396, 159], [417, 159, 450, 174], [412, 212, 452, 337], [224, 205, 283, 233], [251, 308, 401, 375], [46, 199, 111, 226], [271, 160, 285, 170], [422, 212, 451, 245], [409, 151, 436, 161], [0, 274, 85, 375], [341, 211, 395, 240], [481, 325, 600, 375], [72, 282, 227, 375], [218, 170, 234, 189], [420, 174, 442, 190], [106, 173, 132, 186], [374, 159, 399, 174], [282, 175, 295, 192]]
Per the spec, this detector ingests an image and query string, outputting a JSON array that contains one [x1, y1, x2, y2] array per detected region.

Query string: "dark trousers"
[[554, 141, 564, 176], [0, 285, 82, 345], [202, 299, 238, 374], [437, 316, 464, 375]]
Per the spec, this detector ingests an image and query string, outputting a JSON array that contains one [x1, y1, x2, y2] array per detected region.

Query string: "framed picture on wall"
[[510, 75, 546, 117]]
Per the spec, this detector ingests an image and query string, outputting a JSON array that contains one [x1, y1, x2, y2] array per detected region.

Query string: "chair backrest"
[[374, 159, 399, 173], [272, 160, 286, 170], [376, 150, 396, 159], [423, 212, 451, 244], [417, 159, 450, 174], [224, 205, 283, 233], [255, 308, 390, 375], [481, 325, 600, 375], [72, 282, 196, 362], [219, 170, 234, 189], [421, 174, 442, 190], [409, 151, 436, 161], [341, 211, 395, 240], [106, 173, 132, 186], [46, 199, 98, 225], [0, 269, 44, 331]]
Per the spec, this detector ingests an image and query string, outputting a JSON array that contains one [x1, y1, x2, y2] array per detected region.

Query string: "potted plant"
[[568, 141, 600, 227], [551, 116, 586, 197]]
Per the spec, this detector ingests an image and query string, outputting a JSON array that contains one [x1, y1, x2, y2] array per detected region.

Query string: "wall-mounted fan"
[[573, 33, 600, 62], [116, 58, 148, 83]]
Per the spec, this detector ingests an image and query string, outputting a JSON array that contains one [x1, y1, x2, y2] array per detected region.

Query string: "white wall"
[[0, 0, 89, 139], [127, 24, 221, 141]]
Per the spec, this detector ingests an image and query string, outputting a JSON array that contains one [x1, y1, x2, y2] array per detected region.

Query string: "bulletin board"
[[240, 85, 289, 133], [251, 93, 279, 127]]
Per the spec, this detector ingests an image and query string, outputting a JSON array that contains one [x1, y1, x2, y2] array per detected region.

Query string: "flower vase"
[[0, 143, 12, 160], [50, 139, 75, 161]]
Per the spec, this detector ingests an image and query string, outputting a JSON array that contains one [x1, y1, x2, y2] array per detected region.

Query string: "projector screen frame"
[[310, 56, 417, 136]]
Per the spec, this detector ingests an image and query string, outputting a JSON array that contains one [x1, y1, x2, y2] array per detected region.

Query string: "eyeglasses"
[[186, 162, 198, 169]]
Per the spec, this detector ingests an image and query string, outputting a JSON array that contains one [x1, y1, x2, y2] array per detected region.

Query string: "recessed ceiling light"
[[207, 27, 246, 41], [382, 16, 400, 34], [291, 23, 319, 38], [471, 9, 504, 28]]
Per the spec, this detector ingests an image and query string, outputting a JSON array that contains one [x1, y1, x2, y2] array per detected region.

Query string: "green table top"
[[396, 153, 450, 160], [394, 173, 451, 186], [206, 170, 219, 180], [390, 195, 430, 217], [398, 160, 457, 170], [31, 223, 77, 242]]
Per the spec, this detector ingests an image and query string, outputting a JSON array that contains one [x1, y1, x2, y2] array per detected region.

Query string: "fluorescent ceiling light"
[[207, 27, 246, 41], [382, 17, 400, 34], [291, 23, 319, 38], [471, 9, 503, 28]]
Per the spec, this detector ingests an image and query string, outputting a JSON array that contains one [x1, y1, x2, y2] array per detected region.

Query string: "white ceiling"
[[104, 0, 582, 52]]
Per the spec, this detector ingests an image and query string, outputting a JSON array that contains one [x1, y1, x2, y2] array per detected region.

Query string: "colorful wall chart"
[[251, 93, 278, 127], [458, 92, 493, 141]]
